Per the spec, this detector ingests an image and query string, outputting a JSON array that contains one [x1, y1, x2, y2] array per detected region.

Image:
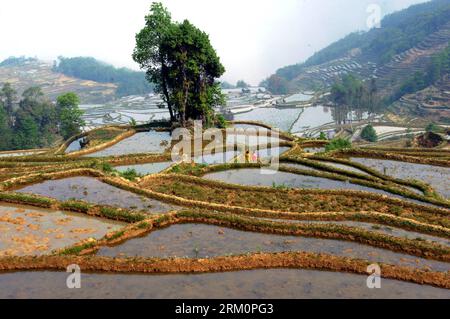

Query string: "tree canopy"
[[133, 2, 225, 126], [54, 56, 153, 97], [0, 83, 84, 151], [361, 124, 378, 142]]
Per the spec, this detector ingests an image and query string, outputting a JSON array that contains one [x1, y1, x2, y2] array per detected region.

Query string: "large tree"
[[133, 2, 225, 126], [56, 92, 85, 139]]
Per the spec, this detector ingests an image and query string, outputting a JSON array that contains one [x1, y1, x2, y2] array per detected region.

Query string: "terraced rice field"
[[0, 118, 449, 299], [351, 158, 450, 199]]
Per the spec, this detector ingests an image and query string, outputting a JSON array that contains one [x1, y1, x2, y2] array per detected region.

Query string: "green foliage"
[[425, 122, 442, 133], [0, 85, 85, 151], [0, 56, 37, 67], [325, 138, 352, 152], [236, 80, 250, 88], [54, 56, 153, 96], [119, 168, 141, 181], [318, 132, 327, 140], [215, 114, 228, 128], [267, 0, 450, 92], [57, 93, 85, 140], [133, 2, 225, 126], [220, 81, 235, 89], [262, 74, 289, 95], [361, 124, 378, 142], [101, 162, 113, 172]]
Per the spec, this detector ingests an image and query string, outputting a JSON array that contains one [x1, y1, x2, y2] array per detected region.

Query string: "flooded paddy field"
[[115, 162, 173, 175], [256, 147, 290, 159], [351, 158, 450, 199], [226, 133, 283, 147], [204, 169, 399, 197], [84, 131, 172, 157], [282, 161, 370, 176], [193, 150, 240, 165], [16, 176, 178, 214], [260, 219, 450, 247], [0, 269, 448, 299], [232, 107, 302, 132], [0, 151, 46, 158], [303, 147, 325, 154], [0, 203, 124, 256], [65, 138, 84, 153], [96, 223, 449, 271]]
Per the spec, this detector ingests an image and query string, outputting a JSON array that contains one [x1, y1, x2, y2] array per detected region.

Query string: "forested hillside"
[[54, 57, 153, 97], [263, 0, 450, 101]]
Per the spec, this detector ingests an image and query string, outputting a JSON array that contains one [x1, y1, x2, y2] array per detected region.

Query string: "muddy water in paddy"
[[115, 162, 173, 175], [84, 131, 172, 157], [0, 203, 124, 256], [16, 176, 178, 214], [0, 269, 448, 299], [351, 158, 450, 199], [232, 107, 302, 132], [192, 150, 240, 165], [303, 147, 325, 154], [0, 151, 45, 158], [259, 219, 450, 247], [204, 168, 434, 207], [64, 138, 84, 153], [96, 224, 449, 272], [205, 168, 396, 196]]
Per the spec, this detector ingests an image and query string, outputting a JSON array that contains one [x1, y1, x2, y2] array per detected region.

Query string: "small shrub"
[[119, 168, 140, 181], [325, 138, 352, 152], [215, 114, 228, 128], [360, 125, 378, 142]]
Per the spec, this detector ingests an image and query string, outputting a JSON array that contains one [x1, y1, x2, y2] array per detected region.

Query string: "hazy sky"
[[0, 0, 427, 84]]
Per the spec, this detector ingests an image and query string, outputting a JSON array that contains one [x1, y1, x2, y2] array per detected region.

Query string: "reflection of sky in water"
[[95, 223, 449, 272], [115, 162, 173, 175], [65, 138, 84, 153], [2, 269, 449, 298], [352, 158, 450, 199], [203, 168, 430, 206], [85, 131, 171, 157], [233, 108, 302, 132], [291, 106, 334, 133], [17, 176, 178, 213]]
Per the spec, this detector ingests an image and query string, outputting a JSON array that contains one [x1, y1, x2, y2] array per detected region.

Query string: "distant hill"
[[263, 0, 450, 102], [54, 56, 153, 97], [0, 56, 153, 104]]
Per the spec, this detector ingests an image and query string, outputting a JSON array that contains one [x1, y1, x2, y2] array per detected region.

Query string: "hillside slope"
[[267, 0, 450, 100], [0, 57, 117, 104]]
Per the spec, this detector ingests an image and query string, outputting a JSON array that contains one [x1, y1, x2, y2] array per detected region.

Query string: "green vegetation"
[[264, 0, 450, 95], [236, 80, 250, 89], [220, 81, 235, 89], [393, 45, 450, 100], [318, 132, 327, 140], [325, 138, 352, 152], [426, 122, 442, 133], [360, 125, 378, 142], [56, 93, 85, 139], [133, 2, 225, 126], [260, 74, 289, 95], [119, 168, 141, 181], [0, 84, 84, 151], [331, 75, 379, 116], [0, 56, 37, 67], [54, 56, 153, 97]]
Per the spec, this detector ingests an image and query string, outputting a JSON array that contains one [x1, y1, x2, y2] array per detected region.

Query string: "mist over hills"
[[263, 0, 450, 103]]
